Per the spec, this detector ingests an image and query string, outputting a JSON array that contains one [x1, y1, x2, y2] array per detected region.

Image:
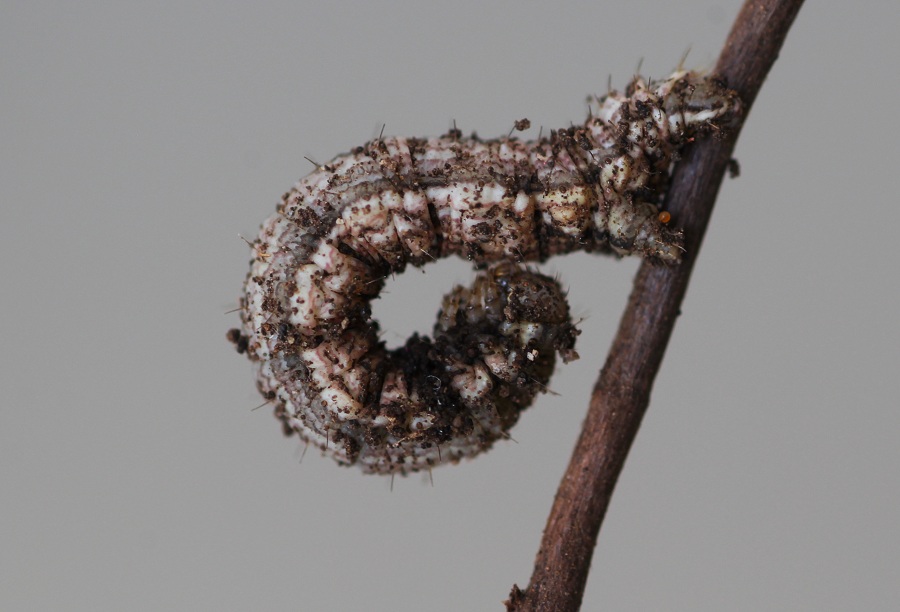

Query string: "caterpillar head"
[[436, 263, 579, 368]]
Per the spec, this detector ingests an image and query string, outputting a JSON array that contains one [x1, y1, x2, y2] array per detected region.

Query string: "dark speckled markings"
[[229, 70, 740, 475]]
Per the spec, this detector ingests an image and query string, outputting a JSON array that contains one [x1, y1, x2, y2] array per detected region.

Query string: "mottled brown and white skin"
[[230, 70, 741, 474]]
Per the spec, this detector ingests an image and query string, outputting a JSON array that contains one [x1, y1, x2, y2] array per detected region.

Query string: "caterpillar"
[[229, 70, 740, 475]]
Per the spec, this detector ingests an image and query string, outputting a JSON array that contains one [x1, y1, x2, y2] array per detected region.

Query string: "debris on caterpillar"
[[229, 70, 741, 475]]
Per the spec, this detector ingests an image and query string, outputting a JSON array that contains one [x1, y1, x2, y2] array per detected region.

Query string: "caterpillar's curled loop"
[[230, 70, 741, 474]]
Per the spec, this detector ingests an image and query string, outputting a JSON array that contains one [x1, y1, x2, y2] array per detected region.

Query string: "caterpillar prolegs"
[[229, 70, 741, 474]]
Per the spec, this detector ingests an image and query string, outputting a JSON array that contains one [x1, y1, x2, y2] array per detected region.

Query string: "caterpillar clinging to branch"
[[229, 70, 741, 475]]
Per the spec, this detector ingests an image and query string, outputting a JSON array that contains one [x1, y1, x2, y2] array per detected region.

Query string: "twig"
[[506, 1, 806, 610]]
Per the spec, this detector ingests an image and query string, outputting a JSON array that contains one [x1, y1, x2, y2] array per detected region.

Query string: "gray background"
[[3, 1, 898, 610]]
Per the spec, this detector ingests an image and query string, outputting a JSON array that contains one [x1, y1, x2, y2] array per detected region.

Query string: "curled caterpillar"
[[229, 70, 740, 475]]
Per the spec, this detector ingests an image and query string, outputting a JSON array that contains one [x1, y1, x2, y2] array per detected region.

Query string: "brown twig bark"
[[506, 1, 805, 610]]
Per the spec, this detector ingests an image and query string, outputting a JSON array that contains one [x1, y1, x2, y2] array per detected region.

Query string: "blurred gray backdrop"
[[3, 1, 899, 610]]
